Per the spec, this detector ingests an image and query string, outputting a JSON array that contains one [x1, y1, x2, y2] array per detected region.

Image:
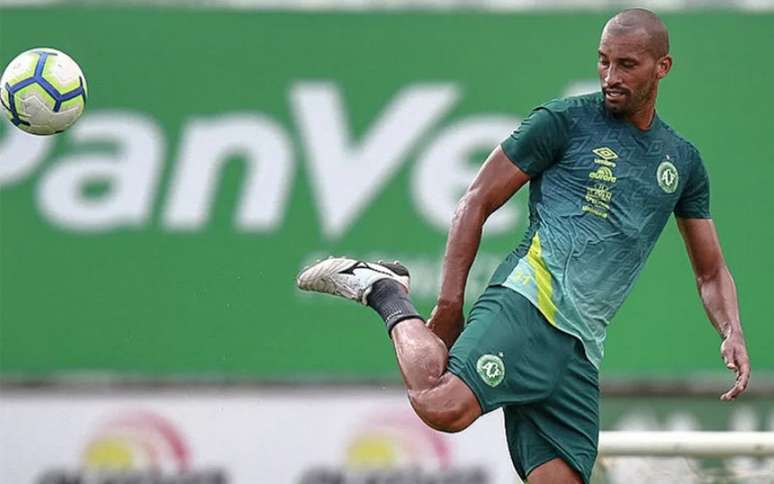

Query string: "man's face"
[[597, 29, 667, 117]]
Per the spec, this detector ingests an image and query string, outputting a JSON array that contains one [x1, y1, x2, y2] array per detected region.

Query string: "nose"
[[604, 64, 621, 86]]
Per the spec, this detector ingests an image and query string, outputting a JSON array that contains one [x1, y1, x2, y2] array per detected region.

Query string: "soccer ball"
[[0, 48, 87, 135]]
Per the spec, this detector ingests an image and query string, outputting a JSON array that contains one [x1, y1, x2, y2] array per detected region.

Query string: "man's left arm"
[[677, 217, 751, 400]]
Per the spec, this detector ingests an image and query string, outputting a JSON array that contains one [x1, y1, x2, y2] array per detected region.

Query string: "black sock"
[[366, 279, 424, 336]]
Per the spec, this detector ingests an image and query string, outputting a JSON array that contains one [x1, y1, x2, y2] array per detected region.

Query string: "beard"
[[603, 81, 656, 117]]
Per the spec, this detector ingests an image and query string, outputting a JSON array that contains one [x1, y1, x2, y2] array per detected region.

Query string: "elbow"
[[695, 264, 733, 290], [695, 264, 723, 284], [695, 272, 714, 291], [456, 188, 493, 221]]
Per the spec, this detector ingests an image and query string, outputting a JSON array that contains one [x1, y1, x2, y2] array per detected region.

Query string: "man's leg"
[[527, 459, 583, 484], [297, 257, 481, 432], [299, 259, 595, 482], [390, 318, 481, 432]]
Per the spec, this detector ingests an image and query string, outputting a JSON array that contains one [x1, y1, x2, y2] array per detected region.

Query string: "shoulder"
[[658, 119, 703, 163], [531, 93, 604, 133], [537, 92, 604, 114]]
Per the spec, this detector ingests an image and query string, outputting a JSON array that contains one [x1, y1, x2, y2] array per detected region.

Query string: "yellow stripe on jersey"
[[527, 233, 557, 325]]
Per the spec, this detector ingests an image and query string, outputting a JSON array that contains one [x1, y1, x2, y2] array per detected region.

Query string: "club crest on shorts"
[[476, 354, 505, 387], [657, 160, 679, 193]]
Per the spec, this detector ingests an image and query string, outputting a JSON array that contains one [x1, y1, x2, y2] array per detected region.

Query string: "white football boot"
[[296, 257, 410, 305]]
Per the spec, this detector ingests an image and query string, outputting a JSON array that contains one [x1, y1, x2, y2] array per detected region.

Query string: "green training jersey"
[[490, 92, 710, 369]]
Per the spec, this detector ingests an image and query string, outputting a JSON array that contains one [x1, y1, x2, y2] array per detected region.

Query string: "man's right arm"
[[428, 145, 530, 348]]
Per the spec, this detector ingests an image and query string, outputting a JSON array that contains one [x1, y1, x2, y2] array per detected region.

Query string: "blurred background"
[[1, 0, 772, 483]]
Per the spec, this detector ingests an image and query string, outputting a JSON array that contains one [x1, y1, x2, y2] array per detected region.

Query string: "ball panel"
[[14, 95, 56, 135], [0, 84, 9, 108], [0, 86, 13, 122], [20, 124, 57, 136], [0, 51, 38, 87], [35, 103, 81, 134], [42, 50, 83, 93], [14, 83, 57, 114], [59, 96, 85, 112]]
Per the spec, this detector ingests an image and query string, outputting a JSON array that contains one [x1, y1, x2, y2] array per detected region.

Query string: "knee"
[[408, 390, 477, 433]]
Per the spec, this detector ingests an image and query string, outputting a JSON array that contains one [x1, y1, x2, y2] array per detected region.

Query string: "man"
[[297, 8, 750, 484]]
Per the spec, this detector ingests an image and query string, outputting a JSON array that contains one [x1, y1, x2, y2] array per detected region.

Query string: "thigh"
[[504, 408, 560, 481], [528, 458, 584, 484], [446, 285, 574, 414], [539, 342, 600, 482], [508, 341, 600, 484]]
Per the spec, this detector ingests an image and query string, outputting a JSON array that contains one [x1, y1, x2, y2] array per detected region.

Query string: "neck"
[[626, 105, 656, 130], [625, 88, 658, 131]]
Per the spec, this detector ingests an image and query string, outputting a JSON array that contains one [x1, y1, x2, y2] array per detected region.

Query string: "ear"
[[656, 54, 673, 80]]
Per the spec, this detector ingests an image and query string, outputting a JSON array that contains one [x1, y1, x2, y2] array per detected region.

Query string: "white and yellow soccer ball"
[[0, 48, 87, 135]]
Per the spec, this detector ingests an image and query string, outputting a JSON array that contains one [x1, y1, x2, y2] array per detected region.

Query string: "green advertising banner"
[[0, 8, 772, 379]]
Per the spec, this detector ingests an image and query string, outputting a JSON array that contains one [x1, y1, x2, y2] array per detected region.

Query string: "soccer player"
[[297, 8, 750, 484]]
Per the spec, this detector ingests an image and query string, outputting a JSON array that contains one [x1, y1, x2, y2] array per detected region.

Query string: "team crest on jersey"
[[657, 160, 679, 193], [476, 354, 505, 387]]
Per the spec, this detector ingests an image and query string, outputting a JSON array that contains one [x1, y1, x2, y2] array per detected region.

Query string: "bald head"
[[603, 8, 669, 59]]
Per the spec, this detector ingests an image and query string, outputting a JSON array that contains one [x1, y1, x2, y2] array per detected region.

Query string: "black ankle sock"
[[366, 279, 423, 336]]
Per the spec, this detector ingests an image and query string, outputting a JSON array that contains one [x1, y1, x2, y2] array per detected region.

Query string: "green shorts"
[[447, 285, 599, 484]]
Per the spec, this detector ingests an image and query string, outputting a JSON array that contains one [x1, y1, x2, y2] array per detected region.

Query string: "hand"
[[427, 301, 465, 349], [719, 332, 751, 401]]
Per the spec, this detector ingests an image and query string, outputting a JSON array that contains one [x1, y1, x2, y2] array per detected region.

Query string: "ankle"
[[366, 280, 423, 336]]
